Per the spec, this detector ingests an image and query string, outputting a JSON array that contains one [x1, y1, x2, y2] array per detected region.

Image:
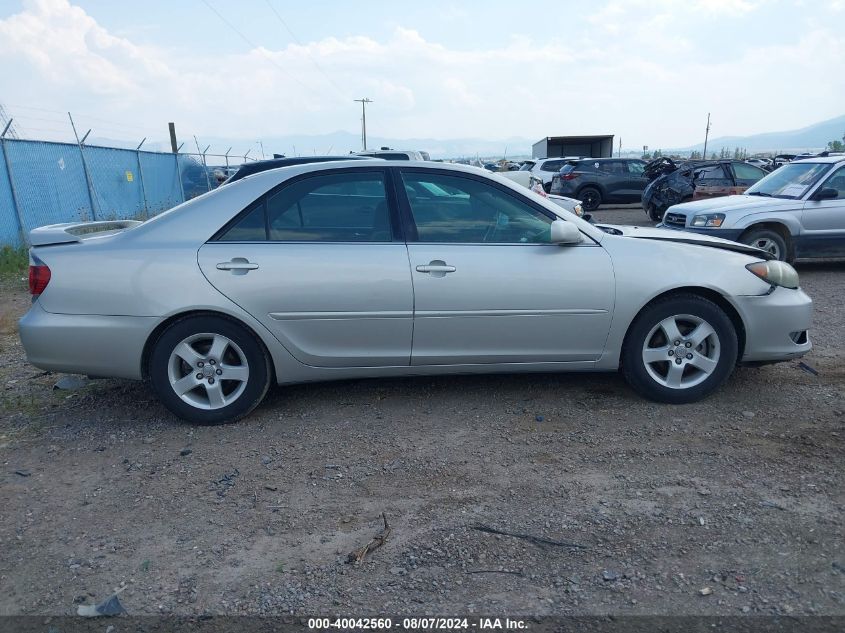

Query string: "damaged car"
[[642, 158, 767, 221]]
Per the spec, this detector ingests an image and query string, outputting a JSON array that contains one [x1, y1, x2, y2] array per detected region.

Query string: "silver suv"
[[658, 156, 845, 261]]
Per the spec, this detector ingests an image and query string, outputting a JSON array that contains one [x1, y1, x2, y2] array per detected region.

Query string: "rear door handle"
[[416, 260, 456, 277], [216, 258, 259, 275]]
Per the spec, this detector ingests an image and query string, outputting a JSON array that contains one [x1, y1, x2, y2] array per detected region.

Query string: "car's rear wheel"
[[149, 315, 271, 424], [740, 228, 791, 262], [622, 295, 738, 404], [579, 187, 602, 211]]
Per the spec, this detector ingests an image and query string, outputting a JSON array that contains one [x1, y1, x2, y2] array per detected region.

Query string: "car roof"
[[792, 156, 845, 164], [573, 157, 638, 162], [224, 155, 378, 184]]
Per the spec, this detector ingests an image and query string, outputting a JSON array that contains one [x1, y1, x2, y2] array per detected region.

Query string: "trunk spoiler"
[[29, 220, 142, 246]]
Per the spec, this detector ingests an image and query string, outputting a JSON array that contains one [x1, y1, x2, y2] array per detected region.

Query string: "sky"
[[1, 0, 844, 156]]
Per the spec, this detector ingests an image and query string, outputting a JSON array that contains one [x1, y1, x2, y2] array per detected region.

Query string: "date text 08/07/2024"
[[307, 617, 528, 630]]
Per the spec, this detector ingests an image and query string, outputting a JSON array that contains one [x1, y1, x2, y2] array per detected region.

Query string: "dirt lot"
[[1, 207, 843, 618]]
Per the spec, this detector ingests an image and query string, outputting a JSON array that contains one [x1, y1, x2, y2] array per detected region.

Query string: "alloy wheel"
[[641, 314, 721, 390], [167, 333, 250, 410], [748, 237, 781, 259]]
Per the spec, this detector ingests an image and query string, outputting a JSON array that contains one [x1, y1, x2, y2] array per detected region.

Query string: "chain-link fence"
[[0, 137, 253, 247]]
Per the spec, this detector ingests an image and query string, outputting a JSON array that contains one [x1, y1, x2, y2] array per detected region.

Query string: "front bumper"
[[733, 286, 812, 363], [656, 223, 745, 242], [19, 301, 156, 380]]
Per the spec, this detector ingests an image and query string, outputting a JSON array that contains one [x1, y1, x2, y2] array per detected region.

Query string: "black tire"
[[647, 205, 663, 222], [149, 315, 271, 424], [622, 294, 738, 404], [740, 227, 792, 263], [578, 187, 602, 211]]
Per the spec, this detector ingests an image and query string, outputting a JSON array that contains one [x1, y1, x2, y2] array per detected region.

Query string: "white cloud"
[[0, 0, 842, 154]]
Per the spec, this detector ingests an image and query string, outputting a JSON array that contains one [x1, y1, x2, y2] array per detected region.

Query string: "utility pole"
[[702, 113, 711, 159], [354, 98, 373, 150], [618, 137, 622, 158], [168, 122, 178, 153]]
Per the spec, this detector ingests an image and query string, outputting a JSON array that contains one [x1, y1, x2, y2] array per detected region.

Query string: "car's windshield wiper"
[[746, 191, 772, 197]]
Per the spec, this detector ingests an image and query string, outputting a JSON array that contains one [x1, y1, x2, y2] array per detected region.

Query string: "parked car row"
[[656, 155, 845, 261]]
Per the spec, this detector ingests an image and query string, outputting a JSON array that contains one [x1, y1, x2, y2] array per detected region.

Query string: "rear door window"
[[216, 171, 392, 242], [626, 161, 646, 175], [694, 164, 731, 186], [731, 162, 766, 184]]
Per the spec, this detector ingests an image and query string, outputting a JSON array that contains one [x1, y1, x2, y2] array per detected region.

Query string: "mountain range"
[[86, 114, 845, 160], [676, 114, 845, 154]]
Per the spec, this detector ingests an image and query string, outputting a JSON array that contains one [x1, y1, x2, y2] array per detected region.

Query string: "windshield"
[[745, 162, 832, 199], [519, 162, 534, 171]]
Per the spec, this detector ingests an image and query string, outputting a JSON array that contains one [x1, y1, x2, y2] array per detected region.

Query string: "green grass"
[[0, 245, 28, 277]]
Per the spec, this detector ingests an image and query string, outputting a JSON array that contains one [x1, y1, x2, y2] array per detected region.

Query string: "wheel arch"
[[737, 222, 794, 261], [141, 309, 277, 383], [576, 183, 605, 198], [620, 286, 746, 367], [738, 221, 792, 242]]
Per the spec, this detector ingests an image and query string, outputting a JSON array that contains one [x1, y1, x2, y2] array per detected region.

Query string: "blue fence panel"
[[0, 136, 242, 246], [140, 151, 182, 215], [85, 146, 145, 220], [3, 140, 94, 233], [0, 143, 22, 247]]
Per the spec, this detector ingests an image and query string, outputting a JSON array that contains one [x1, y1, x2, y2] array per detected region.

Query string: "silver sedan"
[[19, 161, 813, 424]]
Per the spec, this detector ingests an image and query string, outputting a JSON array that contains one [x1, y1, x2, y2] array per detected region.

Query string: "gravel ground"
[[1, 207, 843, 618]]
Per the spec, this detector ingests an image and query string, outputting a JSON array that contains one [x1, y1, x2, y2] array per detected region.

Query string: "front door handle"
[[416, 260, 456, 278], [216, 257, 259, 275]]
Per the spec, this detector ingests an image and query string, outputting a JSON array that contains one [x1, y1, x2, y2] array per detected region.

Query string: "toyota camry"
[[19, 161, 812, 424]]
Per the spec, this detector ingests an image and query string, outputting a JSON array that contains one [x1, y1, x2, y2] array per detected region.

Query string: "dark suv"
[[549, 158, 647, 210]]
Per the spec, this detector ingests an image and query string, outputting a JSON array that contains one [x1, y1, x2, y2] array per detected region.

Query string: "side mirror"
[[550, 219, 582, 245], [813, 187, 839, 201]]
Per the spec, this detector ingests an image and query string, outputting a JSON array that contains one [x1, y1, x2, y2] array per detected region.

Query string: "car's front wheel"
[[740, 227, 791, 262], [149, 315, 272, 424], [622, 295, 738, 404]]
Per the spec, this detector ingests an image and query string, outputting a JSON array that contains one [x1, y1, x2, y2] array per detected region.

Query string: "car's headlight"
[[573, 203, 583, 217], [690, 213, 725, 227], [746, 260, 799, 289]]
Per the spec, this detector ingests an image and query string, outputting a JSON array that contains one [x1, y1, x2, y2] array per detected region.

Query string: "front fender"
[[728, 210, 802, 236]]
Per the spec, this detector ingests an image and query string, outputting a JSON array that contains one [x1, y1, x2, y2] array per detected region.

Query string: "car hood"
[[670, 194, 802, 214], [595, 224, 773, 259]]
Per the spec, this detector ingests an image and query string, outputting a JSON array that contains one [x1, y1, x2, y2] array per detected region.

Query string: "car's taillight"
[[562, 173, 578, 181], [29, 255, 51, 296]]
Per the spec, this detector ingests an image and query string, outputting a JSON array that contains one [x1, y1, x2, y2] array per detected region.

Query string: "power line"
[[199, 0, 339, 104], [7, 103, 153, 132], [263, 0, 348, 100]]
